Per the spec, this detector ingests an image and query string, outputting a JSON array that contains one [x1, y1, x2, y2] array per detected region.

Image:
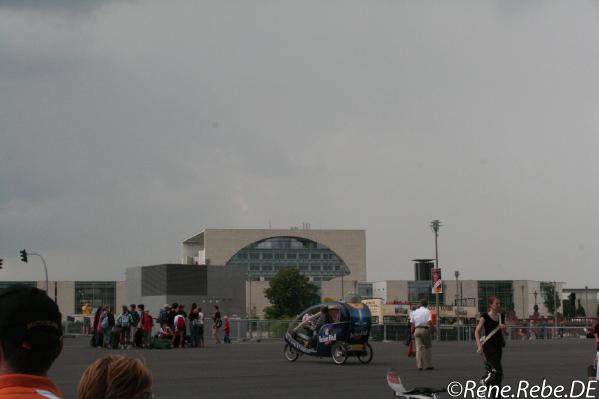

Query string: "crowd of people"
[[0, 285, 155, 398], [88, 302, 232, 350]]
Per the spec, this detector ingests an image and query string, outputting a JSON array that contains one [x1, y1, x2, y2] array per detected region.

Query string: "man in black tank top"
[[475, 296, 507, 399]]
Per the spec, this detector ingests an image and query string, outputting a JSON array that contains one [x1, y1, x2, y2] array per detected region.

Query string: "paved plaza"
[[51, 337, 595, 398]]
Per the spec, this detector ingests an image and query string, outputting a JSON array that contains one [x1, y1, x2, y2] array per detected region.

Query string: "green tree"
[[541, 283, 561, 315], [264, 267, 320, 319], [565, 292, 577, 318], [575, 299, 586, 317]]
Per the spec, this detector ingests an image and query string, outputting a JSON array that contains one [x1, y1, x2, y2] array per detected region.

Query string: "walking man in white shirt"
[[410, 298, 434, 371]]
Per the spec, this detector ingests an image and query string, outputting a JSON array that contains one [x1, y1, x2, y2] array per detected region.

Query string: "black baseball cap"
[[0, 286, 62, 352]]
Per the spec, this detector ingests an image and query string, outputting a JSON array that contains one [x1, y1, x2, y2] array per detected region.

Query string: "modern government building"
[[1, 228, 597, 321]]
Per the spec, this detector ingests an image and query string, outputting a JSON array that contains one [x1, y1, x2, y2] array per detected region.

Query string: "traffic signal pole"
[[20, 250, 48, 294]]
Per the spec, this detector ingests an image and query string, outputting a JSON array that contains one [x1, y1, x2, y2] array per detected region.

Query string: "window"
[[74, 282, 116, 314], [228, 236, 349, 279], [0, 281, 36, 291], [478, 281, 513, 315]]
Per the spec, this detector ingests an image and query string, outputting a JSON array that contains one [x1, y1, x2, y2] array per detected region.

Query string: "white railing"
[[63, 315, 596, 343]]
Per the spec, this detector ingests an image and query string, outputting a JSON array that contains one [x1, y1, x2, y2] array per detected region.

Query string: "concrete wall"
[[385, 281, 409, 303], [444, 280, 479, 308], [40, 281, 75, 319], [183, 229, 367, 282], [372, 281, 388, 302], [370, 281, 408, 303], [126, 265, 246, 319], [247, 281, 270, 318], [320, 278, 360, 301]]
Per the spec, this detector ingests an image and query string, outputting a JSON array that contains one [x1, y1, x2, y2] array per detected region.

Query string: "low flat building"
[[0, 281, 125, 321], [126, 264, 246, 318], [368, 279, 569, 320]]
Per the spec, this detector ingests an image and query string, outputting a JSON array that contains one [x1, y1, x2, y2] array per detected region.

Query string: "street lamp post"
[[585, 286, 589, 324], [20, 250, 48, 294], [454, 270, 460, 341], [553, 281, 559, 334], [521, 285, 525, 320], [430, 220, 441, 341]]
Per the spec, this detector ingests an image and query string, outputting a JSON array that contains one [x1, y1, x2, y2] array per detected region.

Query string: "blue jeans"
[[190, 325, 200, 347]]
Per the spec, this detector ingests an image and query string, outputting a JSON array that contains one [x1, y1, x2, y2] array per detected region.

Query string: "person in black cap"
[[0, 285, 63, 398]]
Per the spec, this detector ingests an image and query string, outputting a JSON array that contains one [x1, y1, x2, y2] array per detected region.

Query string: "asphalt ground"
[[50, 337, 596, 398]]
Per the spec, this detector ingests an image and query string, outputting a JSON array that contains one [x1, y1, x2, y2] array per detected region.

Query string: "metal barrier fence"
[[64, 315, 595, 342]]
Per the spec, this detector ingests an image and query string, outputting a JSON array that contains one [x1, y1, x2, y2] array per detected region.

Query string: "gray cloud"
[[1, 1, 598, 287], [0, 0, 114, 14]]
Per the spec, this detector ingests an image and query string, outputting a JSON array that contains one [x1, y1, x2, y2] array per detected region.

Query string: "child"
[[159, 324, 174, 340], [223, 315, 231, 344], [142, 310, 153, 348], [173, 311, 186, 348]]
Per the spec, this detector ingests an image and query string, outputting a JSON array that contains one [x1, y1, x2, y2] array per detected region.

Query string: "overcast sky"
[[1, 1, 598, 288]]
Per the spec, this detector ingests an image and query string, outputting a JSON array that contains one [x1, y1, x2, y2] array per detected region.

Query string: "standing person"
[[189, 303, 200, 348], [82, 302, 92, 335], [101, 307, 115, 349], [0, 286, 64, 398], [475, 296, 507, 399], [410, 298, 434, 370], [168, 303, 178, 330], [142, 309, 153, 349], [197, 307, 205, 348], [593, 321, 598, 381], [157, 304, 170, 327], [77, 355, 153, 399], [173, 306, 186, 348], [116, 306, 132, 350], [223, 316, 231, 344], [128, 304, 140, 347], [93, 306, 104, 348], [134, 304, 145, 348], [212, 305, 222, 344]]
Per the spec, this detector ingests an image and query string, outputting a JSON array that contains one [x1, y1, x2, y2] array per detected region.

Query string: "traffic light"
[[0, 258, 3, 269], [20, 249, 28, 263]]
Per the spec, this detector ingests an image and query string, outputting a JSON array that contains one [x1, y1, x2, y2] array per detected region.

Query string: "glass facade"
[[408, 281, 445, 304], [477, 281, 514, 315], [74, 282, 117, 314], [357, 283, 373, 299], [228, 236, 349, 280], [0, 281, 36, 291]]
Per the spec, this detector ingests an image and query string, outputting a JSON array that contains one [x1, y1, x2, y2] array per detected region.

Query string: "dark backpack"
[[158, 309, 169, 325], [130, 310, 140, 326]]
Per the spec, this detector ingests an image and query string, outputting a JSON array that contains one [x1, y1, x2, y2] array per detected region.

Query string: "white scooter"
[[387, 369, 446, 399]]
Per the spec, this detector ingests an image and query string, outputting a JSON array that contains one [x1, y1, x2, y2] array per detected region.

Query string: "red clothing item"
[[0, 374, 62, 398], [142, 313, 153, 332], [224, 319, 231, 333]]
